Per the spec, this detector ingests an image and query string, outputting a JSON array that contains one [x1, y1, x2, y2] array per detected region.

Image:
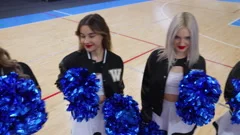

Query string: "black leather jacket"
[[56, 50, 125, 98], [141, 49, 206, 122], [1, 62, 40, 89]]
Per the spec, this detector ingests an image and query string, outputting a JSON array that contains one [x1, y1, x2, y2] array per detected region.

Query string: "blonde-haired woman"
[[140, 12, 206, 135]]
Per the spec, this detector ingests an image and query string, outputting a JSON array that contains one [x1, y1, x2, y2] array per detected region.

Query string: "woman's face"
[[174, 27, 190, 55], [79, 25, 104, 53]]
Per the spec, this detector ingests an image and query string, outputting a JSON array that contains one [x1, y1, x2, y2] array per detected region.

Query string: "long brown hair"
[[0, 47, 26, 77], [75, 13, 112, 51]]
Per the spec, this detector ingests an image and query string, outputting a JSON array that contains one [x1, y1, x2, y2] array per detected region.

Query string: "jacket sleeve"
[[55, 60, 67, 90], [141, 51, 157, 122], [224, 61, 240, 102], [192, 56, 206, 72]]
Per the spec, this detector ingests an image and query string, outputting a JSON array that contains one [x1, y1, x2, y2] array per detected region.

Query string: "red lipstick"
[[85, 45, 93, 48], [178, 46, 186, 50]]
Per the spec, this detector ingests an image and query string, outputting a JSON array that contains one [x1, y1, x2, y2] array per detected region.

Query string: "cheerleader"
[[0, 47, 40, 88], [56, 13, 125, 135], [140, 12, 206, 135], [213, 61, 240, 135]]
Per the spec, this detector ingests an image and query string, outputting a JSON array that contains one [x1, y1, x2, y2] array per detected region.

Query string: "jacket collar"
[[87, 49, 107, 64]]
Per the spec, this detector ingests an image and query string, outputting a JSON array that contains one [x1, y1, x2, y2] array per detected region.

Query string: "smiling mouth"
[[178, 46, 186, 50]]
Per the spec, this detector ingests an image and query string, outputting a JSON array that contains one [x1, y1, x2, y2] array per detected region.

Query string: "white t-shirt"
[[96, 73, 104, 96]]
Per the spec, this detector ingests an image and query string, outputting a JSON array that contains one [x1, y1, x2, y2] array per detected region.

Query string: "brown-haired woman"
[[0, 47, 40, 89], [56, 13, 125, 135]]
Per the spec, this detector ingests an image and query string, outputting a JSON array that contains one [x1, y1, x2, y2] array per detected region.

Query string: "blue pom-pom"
[[139, 121, 166, 135], [0, 72, 47, 135], [176, 70, 222, 126], [103, 93, 140, 135], [227, 79, 240, 124], [58, 68, 100, 122]]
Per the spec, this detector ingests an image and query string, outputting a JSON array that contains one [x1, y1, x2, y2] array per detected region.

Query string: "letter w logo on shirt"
[[108, 69, 122, 82]]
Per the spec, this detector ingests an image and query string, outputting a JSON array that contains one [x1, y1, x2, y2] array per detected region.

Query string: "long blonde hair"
[[158, 12, 200, 70]]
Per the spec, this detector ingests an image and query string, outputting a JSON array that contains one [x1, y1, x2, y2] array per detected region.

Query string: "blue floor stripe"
[[231, 19, 240, 27], [0, 0, 148, 29], [218, 0, 240, 3], [0, 11, 67, 29]]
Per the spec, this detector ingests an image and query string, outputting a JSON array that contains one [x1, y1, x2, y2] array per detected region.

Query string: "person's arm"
[[224, 61, 240, 102], [192, 56, 206, 72], [141, 51, 156, 123], [55, 61, 67, 90]]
